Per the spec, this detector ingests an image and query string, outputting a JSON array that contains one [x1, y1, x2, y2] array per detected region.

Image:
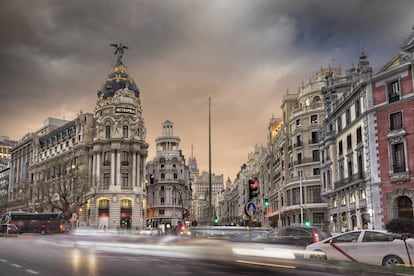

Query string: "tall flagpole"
[[208, 96, 212, 226]]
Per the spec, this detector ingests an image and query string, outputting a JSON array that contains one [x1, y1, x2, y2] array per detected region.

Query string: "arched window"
[[398, 196, 413, 219], [105, 125, 111, 139]]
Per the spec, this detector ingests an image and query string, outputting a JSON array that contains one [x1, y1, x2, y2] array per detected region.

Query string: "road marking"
[[236, 259, 296, 269], [26, 269, 40, 275], [11, 263, 22, 268], [329, 243, 357, 262], [0, 259, 8, 262]]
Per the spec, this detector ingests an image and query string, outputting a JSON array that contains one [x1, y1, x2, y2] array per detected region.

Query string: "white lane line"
[[11, 263, 22, 268], [0, 258, 8, 262], [26, 269, 40, 275]]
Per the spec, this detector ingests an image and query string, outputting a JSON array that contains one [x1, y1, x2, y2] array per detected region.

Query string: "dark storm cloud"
[[0, 0, 413, 180]]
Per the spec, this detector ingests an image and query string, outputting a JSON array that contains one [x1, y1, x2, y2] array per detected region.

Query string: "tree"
[[33, 154, 99, 218], [385, 217, 414, 234]]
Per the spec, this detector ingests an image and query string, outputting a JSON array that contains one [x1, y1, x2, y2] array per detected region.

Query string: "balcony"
[[309, 139, 319, 144], [334, 173, 365, 190], [294, 141, 303, 148]]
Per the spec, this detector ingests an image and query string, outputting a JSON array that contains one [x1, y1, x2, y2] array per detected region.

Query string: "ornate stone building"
[[8, 46, 149, 230], [320, 53, 376, 232], [145, 121, 191, 232]]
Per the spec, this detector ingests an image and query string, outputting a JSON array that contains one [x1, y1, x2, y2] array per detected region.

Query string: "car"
[[253, 226, 330, 246], [1, 223, 19, 235], [305, 230, 414, 267]]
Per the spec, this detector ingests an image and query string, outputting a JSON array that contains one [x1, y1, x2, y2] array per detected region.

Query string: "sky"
[[0, 0, 413, 181]]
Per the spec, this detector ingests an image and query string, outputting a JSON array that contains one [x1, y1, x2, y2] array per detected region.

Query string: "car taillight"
[[312, 231, 319, 243]]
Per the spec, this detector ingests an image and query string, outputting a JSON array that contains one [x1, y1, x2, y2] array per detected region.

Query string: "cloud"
[[0, 0, 413, 180]]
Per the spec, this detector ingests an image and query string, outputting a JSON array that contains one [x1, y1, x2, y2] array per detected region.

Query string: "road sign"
[[245, 202, 257, 217]]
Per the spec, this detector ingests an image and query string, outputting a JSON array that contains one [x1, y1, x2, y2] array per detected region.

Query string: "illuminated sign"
[[115, 107, 136, 115]]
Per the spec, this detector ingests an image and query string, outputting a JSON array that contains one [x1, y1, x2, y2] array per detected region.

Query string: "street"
[[1, 233, 412, 276]]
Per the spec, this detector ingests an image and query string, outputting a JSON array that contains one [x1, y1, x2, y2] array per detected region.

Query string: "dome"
[[98, 64, 140, 99]]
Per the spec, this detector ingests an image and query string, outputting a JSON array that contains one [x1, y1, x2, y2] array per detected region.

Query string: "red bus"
[[1, 211, 69, 235]]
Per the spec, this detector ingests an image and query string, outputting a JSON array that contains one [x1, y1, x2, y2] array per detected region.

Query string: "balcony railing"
[[294, 141, 303, 148], [334, 173, 365, 190]]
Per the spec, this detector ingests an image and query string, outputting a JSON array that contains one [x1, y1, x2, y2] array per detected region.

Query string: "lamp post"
[[208, 96, 212, 226]]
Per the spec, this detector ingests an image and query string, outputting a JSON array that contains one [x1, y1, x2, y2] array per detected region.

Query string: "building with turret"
[[145, 121, 191, 233], [6, 45, 149, 231]]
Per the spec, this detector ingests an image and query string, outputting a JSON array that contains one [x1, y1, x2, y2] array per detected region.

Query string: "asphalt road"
[[0, 233, 412, 276]]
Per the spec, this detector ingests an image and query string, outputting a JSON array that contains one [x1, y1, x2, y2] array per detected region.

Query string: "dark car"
[[253, 226, 331, 246], [1, 223, 19, 235]]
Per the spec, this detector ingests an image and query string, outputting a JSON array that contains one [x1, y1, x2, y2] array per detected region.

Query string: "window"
[[363, 232, 393, 242], [349, 192, 355, 203], [296, 119, 301, 128], [339, 160, 344, 180], [121, 151, 129, 166], [159, 209, 165, 215], [173, 173, 178, 179], [103, 173, 110, 189], [295, 135, 302, 147], [105, 125, 111, 139], [346, 109, 351, 125], [311, 131, 318, 144], [313, 168, 320, 176], [337, 117, 342, 132], [348, 158, 353, 178], [392, 142, 406, 173], [312, 150, 320, 162], [347, 135, 352, 151], [99, 199, 109, 209], [313, 213, 325, 225], [355, 99, 361, 117], [356, 127, 362, 144], [310, 115, 318, 124], [123, 125, 129, 138], [390, 111, 403, 130], [121, 173, 129, 188], [160, 197, 165, 204], [333, 232, 361, 243], [297, 152, 302, 164], [341, 196, 346, 206], [292, 188, 300, 205], [338, 141, 343, 156], [103, 151, 111, 166], [388, 79, 400, 103], [121, 199, 132, 208], [161, 173, 165, 180], [307, 186, 321, 203]]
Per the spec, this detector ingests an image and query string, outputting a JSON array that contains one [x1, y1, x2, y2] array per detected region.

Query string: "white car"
[[305, 230, 414, 267]]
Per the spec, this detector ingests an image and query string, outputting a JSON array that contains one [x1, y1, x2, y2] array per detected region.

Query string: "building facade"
[[6, 47, 148, 230], [145, 121, 191, 232], [372, 29, 414, 226]]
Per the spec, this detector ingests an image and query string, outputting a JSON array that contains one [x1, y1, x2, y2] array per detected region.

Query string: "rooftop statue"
[[110, 43, 128, 65]]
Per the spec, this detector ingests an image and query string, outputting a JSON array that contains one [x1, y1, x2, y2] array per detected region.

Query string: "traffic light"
[[213, 217, 219, 225], [264, 198, 269, 208], [149, 173, 155, 184], [248, 178, 259, 200], [304, 220, 311, 227], [182, 209, 189, 219]]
